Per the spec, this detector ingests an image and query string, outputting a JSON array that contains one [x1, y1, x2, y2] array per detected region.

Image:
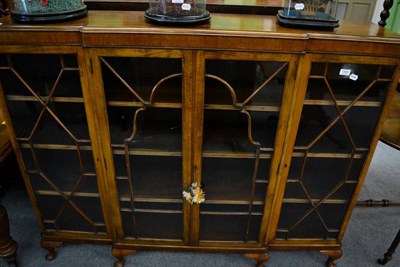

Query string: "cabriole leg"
[[245, 252, 270, 267], [112, 247, 136, 267], [321, 249, 343, 267], [40, 240, 62, 261]]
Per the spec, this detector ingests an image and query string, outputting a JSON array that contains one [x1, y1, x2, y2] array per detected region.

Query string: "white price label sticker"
[[349, 74, 358, 81], [294, 3, 305, 10], [172, 0, 184, 3], [181, 3, 191, 10], [339, 69, 351, 76]]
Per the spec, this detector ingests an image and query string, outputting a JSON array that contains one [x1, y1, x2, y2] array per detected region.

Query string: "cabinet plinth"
[[1, 11, 399, 267]]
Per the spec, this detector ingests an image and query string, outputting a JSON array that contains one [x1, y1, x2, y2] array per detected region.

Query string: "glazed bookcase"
[[0, 11, 399, 267]]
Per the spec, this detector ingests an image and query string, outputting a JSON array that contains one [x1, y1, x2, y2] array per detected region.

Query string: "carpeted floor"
[[1, 141, 399, 267]]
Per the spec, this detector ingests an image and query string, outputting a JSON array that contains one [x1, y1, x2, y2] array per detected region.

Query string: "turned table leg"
[[321, 249, 342, 267], [0, 203, 18, 266], [378, 229, 400, 265]]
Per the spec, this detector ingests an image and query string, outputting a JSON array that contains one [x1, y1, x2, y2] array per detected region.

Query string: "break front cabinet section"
[[87, 48, 299, 255], [269, 54, 400, 263], [0, 47, 111, 257], [1, 11, 400, 267]]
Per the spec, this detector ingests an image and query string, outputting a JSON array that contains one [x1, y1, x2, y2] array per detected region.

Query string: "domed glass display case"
[[145, 0, 211, 24], [277, 0, 339, 29], [9, 0, 87, 23]]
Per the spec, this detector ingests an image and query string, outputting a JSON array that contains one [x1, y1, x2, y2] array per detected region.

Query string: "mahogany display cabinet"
[[0, 11, 399, 267]]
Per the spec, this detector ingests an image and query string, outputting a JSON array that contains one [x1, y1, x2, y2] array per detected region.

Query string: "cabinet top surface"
[[1, 11, 400, 52], [1, 11, 399, 38]]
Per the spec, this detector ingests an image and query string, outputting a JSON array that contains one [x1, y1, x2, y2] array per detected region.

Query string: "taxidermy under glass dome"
[[9, 0, 87, 23], [277, 0, 339, 29], [145, 0, 211, 25]]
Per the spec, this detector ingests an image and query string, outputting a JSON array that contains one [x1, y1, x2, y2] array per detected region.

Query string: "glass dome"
[[277, 0, 339, 29], [9, 0, 87, 23], [145, 0, 211, 24]]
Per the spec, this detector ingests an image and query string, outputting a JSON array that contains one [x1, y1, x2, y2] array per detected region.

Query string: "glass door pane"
[[100, 55, 184, 241], [276, 61, 396, 240], [0, 53, 106, 234], [199, 57, 289, 243]]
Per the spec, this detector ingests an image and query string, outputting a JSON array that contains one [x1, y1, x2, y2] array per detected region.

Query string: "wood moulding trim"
[[121, 238, 184, 244], [259, 55, 301, 246], [0, 45, 79, 54], [82, 33, 308, 52], [114, 242, 268, 252], [0, 31, 83, 46], [307, 40, 400, 57], [269, 243, 341, 250], [308, 33, 400, 44], [90, 47, 184, 57], [306, 53, 400, 64], [80, 47, 125, 240], [264, 55, 313, 244], [42, 231, 112, 243]]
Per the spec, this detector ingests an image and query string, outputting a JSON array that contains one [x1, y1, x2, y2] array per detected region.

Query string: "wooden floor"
[[381, 88, 400, 149]]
